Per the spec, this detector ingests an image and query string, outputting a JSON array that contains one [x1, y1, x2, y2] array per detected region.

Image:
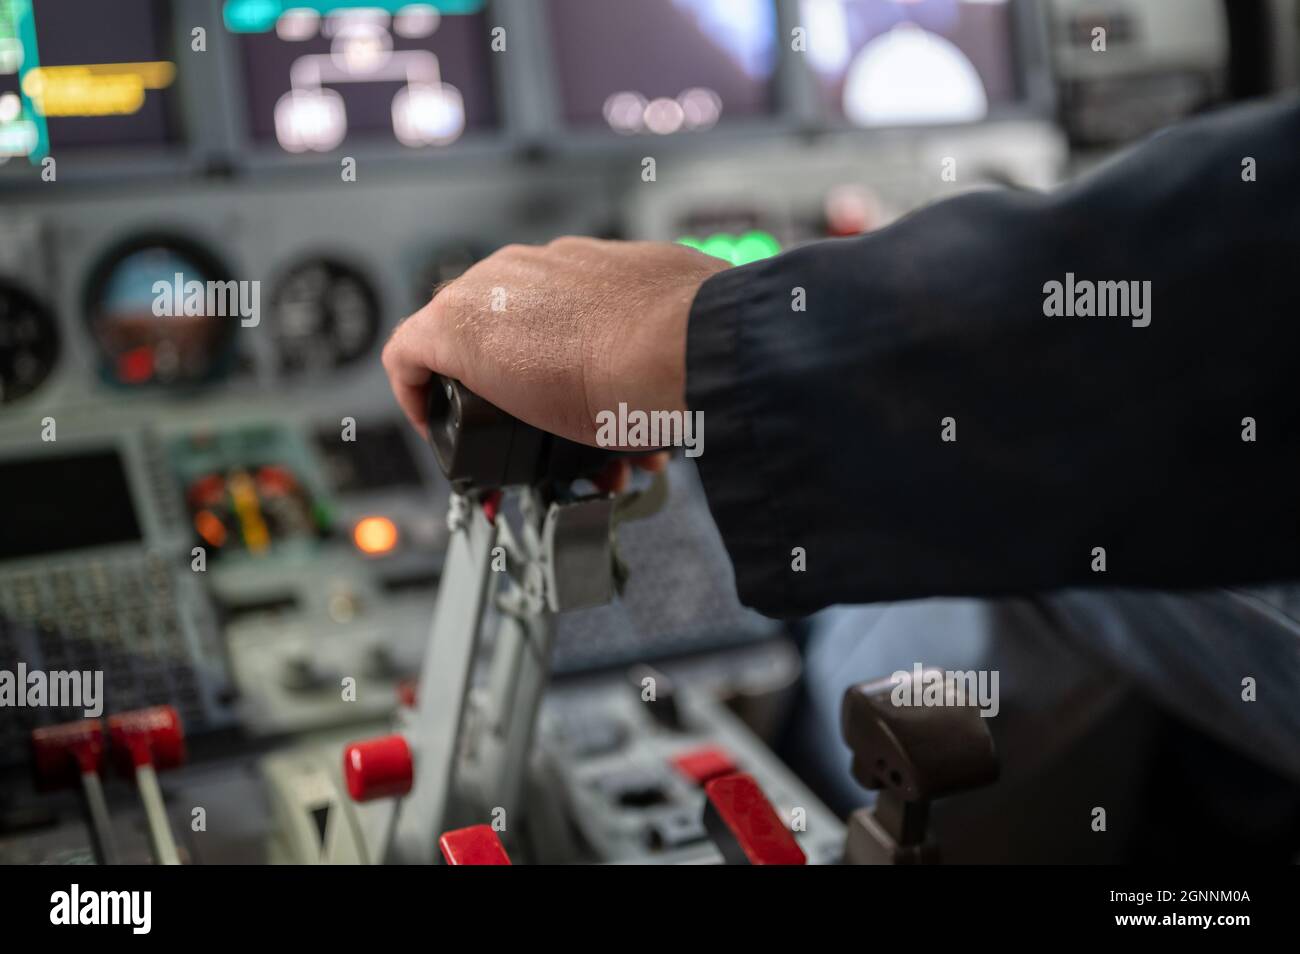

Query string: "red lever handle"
[[343, 734, 414, 802], [703, 773, 806, 866], [107, 705, 185, 774], [31, 719, 107, 789], [439, 825, 512, 865]]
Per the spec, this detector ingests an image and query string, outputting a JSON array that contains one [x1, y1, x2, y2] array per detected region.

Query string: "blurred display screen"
[[545, 0, 779, 134], [0, 450, 142, 559], [226, 1, 498, 153], [799, 0, 1020, 126], [0, 0, 178, 164]]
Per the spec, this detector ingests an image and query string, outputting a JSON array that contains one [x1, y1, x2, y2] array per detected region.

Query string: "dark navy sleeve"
[[686, 95, 1300, 618]]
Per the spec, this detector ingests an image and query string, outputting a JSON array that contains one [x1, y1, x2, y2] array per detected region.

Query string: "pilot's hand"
[[382, 236, 728, 447]]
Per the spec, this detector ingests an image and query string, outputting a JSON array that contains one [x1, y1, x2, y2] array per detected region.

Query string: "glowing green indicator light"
[[676, 230, 781, 267]]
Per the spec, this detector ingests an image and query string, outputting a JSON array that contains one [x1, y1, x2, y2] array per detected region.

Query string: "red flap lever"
[[671, 745, 738, 787], [439, 825, 512, 865], [703, 773, 806, 866]]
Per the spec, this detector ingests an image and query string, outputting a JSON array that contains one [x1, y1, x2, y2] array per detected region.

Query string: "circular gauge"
[[268, 258, 381, 376], [84, 235, 238, 389], [0, 281, 60, 404]]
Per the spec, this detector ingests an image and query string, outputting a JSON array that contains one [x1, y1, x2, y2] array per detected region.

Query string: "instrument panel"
[[1, 0, 1057, 177], [0, 0, 1062, 417], [0, 0, 1284, 866], [0, 0, 1076, 773]]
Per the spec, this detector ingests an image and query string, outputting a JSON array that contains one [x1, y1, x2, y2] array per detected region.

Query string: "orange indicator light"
[[194, 510, 228, 548], [353, 516, 399, 556]]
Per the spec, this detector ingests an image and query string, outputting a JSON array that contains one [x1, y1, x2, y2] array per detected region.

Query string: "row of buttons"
[[0, 551, 219, 766]]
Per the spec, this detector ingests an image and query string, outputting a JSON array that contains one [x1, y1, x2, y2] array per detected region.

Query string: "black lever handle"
[[425, 376, 616, 491]]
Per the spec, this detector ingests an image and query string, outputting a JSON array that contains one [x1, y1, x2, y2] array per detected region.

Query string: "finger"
[[382, 311, 439, 439], [632, 451, 671, 473], [391, 378, 431, 441], [382, 348, 430, 437], [590, 458, 631, 495]]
